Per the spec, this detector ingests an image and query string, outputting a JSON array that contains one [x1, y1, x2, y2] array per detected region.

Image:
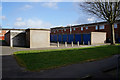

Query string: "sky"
[[1, 2, 103, 29]]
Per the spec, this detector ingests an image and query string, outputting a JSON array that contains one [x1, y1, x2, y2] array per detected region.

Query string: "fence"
[[83, 34, 91, 45], [68, 34, 74, 43], [63, 34, 67, 43], [75, 34, 81, 44], [50, 33, 91, 45], [58, 34, 62, 42], [118, 38, 120, 43]]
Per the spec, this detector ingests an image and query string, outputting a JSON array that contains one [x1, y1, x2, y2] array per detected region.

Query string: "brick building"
[[0, 29, 9, 40], [50, 20, 120, 43]]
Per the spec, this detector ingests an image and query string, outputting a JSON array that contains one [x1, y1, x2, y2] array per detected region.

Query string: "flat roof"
[[26, 28, 50, 31], [1, 28, 50, 31], [1, 28, 26, 30], [51, 20, 120, 29]]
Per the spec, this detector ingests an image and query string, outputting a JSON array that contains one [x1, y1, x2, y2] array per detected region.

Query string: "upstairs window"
[[61, 29, 63, 32], [114, 23, 117, 28], [81, 27, 83, 31], [96, 26, 98, 30], [86, 27, 88, 30], [99, 25, 104, 29], [64, 29, 66, 31], [73, 28, 76, 31], [70, 28, 72, 32]]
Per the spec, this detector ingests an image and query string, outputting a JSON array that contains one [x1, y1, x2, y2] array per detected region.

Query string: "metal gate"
[[63, 34, 67, 43], [68, 34, 74, 43], [83, 34, 91, 44], [53, 34, 58, 42], [58, 34, 62, 42], [75, 34, 81, 44]]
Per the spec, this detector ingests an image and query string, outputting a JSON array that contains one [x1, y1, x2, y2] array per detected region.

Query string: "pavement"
[[1, 42, 111, 56], [1, 43, 120, 80]]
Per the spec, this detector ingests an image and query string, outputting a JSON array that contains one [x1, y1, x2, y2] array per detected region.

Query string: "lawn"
[[14, 45, 120, 71]]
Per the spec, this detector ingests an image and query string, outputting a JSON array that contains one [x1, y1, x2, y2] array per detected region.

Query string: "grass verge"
[[13, 45, 120, 71]]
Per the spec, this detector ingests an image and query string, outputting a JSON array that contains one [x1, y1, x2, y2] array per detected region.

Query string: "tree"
[[79, 0, 120, 45]]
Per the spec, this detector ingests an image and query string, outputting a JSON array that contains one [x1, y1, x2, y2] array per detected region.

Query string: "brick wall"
[[51, 22, 120, 42], [0, 30, 8, 40]]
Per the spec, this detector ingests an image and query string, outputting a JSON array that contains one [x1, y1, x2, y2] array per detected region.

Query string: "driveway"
[[1, 46, 120, 79]]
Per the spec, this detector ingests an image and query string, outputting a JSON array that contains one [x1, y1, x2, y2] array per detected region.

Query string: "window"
[[86, 27, 88, 30], [0, 30, 1, 33], [99, 25, 104, 29], [81, 27, 83, 31], [96, 26, 98, 30], [73, 28, 76, 31], [114, 23, 117, 28], [64, 29, 66, 31], [70, 28, 72, 32], [61, 29, 63, 32]]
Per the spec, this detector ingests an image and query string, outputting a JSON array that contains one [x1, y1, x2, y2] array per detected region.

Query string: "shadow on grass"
[[13, 45, 120, 71]]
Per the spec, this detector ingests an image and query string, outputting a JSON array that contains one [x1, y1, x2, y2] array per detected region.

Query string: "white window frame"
[[99, 25, 104, 29], [73, 28, 76, 31], [96, 26, 98, 30], [70, 28, 72, 32], [114, 23, 117, 28], [61, 29, 63, 32], [64, 29, 66, 31], [81, 27, 83, 31], [86, 27, 88, 30]]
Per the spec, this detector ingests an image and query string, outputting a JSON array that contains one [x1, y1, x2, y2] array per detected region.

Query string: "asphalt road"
[[1, 46, 120, 80]]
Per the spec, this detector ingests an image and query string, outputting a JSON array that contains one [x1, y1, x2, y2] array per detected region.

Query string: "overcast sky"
[[1, 2, 103, 29]]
